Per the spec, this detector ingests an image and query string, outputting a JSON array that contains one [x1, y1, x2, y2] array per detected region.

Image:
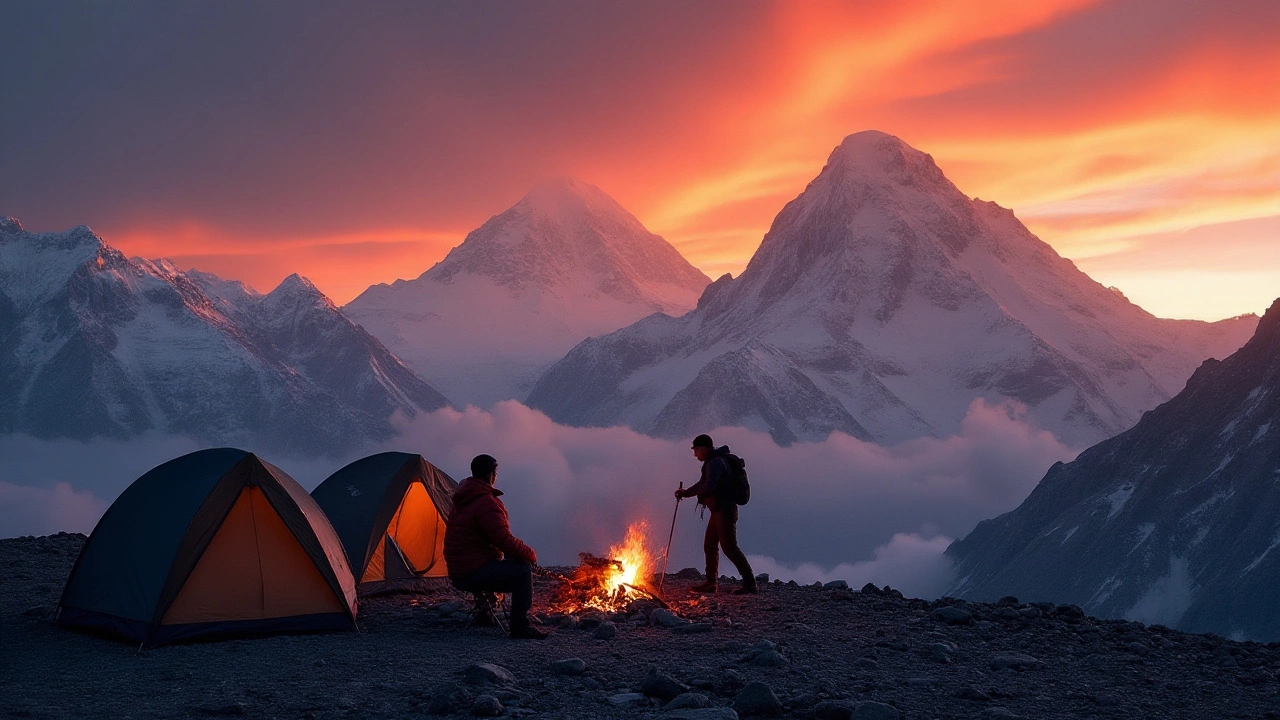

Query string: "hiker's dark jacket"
[[444, 476, 537, 582], [683, 445, 734, 512]]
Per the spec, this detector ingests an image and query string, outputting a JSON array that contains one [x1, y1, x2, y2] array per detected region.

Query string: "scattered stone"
[[579, 615, 603, 630], [930, 606, 972, 625], [607, 692, 646, 707], [813, 700, 855, 719], [640, 667, 689, 701], [733, 681, 782, 717], [752, 650, 787, 667], [861, 583, 883, 595], [665, 709, 740, 720], [664, 692, 711, 710], [881, 586, 904, 599], [470, 695, 503, 717], [437, 601, 462, 615], [719, 669, 746, 692], [755, 573, 770, 583], [550, 658, 587, 676], [989, 653, 1043, 671], [927, 641, 957, 663], [851, 701, 901, 720], [427, 685, 473, 715], [823, 580, 849, 590], [1240, 667, 1276, 686], [652, 608, 690, 627], [1124, 641, 1151, 656], [676, 568, 703, 579], [593, 621, 617, 640], [1053, 604, 1086, 622], [1017, 607, 1042, 619], [462, 663, 517, 687], [997, 596, 1020, 606], [558, 615, 579, 629]]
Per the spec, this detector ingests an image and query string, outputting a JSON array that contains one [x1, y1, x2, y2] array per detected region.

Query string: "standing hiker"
[[675, 434, 758, 594], [444, 454, 549, 639]]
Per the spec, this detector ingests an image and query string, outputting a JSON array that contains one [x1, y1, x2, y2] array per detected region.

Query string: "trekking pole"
[[658, 482, 682, 595]]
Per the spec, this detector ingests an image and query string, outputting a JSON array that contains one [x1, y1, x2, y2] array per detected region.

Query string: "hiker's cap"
[[691, 434, 714, 449]]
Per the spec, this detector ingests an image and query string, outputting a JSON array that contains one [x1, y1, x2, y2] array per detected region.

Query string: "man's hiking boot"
[[690, 581, 718, 593], [510, 624, 549, 640], [732, 584, 759, 595]]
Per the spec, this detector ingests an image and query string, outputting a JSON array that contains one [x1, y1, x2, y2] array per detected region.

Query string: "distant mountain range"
[[345, 177, 711, 406], [0, 217, 449, 456], [526, 131, 1256, 447], [947, 297, 1280, 641]]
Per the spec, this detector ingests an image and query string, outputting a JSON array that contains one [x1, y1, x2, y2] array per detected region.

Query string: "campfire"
[[547, 522, 666, 614]]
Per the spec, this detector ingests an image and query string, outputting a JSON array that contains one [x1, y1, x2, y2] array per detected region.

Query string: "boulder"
[[665, 693, 711, 710], [549, 658, 587, 676], [640, 667, 689, 701], [733, 681, 782, 717], [462, 664, 517, 687], [930, 606, 972, 625], [470, 695, 503, 717]]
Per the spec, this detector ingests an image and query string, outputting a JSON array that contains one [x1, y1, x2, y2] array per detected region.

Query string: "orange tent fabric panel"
[[386, 480, 448, 577], [363, 537, 385, 583], [162, 487, 345, 625]]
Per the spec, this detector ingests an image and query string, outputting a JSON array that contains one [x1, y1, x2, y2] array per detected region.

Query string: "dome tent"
[[57, 448, 357, 645], [311, 452, 458, 594]]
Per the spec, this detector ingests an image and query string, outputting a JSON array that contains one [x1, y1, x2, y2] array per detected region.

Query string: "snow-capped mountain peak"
[[527, 131, 1257, 447], [1, 216, 26, 235], [345, 179, 711, 406], [0, 219, 451, 455]]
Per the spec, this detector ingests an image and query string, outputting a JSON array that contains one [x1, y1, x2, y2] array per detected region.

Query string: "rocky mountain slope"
[[947, 297, 1280, 642], [6, 533, 1280, 719], [345, 178, 711, 407], [0, 217, 450, 456], [527, 132, 1256, 447]]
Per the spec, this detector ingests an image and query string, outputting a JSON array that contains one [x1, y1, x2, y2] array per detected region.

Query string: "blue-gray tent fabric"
[[312, 452, 416, 574], [311, 452, 458, 579], [58, 448, 248, 625], [58, 448, 358, 645]]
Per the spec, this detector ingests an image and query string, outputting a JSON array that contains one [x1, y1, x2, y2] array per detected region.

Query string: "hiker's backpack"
[[723, 453, 751, 505]]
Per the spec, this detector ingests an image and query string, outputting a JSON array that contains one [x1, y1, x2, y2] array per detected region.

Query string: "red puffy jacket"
[[444, 477, 537, 581]]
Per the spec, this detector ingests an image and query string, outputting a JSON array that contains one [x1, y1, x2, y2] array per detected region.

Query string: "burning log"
[[547, 523, 668, 613]]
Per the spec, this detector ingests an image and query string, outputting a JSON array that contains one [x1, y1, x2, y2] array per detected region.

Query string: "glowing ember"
[[549, 521, 659, 614]]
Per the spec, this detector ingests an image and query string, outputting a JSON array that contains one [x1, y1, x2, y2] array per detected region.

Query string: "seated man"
[[444, 454, 548, 640]]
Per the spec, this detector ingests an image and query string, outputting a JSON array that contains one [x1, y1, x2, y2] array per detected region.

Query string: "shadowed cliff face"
[[528, 132, 1257, 448], [948, 298, 1280, 641]]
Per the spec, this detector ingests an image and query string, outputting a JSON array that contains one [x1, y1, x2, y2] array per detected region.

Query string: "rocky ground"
[[3, 534, 1280, 719]]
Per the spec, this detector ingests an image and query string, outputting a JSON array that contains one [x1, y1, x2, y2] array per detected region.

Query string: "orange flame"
[[550, 521, 657, 614], [603, 521, 653, 598]]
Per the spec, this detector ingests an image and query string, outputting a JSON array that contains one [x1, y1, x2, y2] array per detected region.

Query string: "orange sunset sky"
[[3, 1, 1278, 320]]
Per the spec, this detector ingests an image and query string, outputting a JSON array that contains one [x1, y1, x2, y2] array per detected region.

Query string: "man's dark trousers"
[[459, 559, 534, 627], [704, 505, 755, 586]]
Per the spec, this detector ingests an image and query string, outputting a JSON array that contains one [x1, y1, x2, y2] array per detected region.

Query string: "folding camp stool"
[[462, 590, 509, 633]]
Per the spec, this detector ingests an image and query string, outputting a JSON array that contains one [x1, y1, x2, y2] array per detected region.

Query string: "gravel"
[[5, 533, 1280, 719]]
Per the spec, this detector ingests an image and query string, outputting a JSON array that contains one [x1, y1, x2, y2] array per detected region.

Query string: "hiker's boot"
[[690, 581, 718, 593], [509, 619, 549, 640], [732, 583, 759, 595]]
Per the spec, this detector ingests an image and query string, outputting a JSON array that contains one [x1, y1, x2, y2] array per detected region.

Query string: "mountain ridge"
[[527, 131, 1257, 446]]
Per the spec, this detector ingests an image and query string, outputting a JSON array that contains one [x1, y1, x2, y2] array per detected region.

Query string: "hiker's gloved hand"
[[674, 488, 684, 499]]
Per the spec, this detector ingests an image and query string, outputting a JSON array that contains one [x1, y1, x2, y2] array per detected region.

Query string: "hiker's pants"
[[704, 506, 755, 586], [459, 559, 533, 625]]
